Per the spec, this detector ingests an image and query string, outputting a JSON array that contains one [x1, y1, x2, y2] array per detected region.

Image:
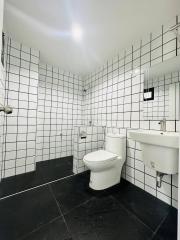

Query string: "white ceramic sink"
[[129, 130, 179, 149], [129, 130, 179, 174]]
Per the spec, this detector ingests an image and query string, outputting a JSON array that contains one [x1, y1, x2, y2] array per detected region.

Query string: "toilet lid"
[[84, 150, 117, 162]]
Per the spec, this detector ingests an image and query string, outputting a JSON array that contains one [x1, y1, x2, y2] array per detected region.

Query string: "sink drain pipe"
[[156, 172, 165, 188]]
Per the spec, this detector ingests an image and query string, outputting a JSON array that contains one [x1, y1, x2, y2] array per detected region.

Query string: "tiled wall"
[[1, 37, 39, 178], [143, 71, 180, 120], [0, 0, 5, 181], [1, 15, 179, 207], [1, 37, 83, 178], [0, 63, 5, 180], [82, 15, 180, 207], [73, 126, 104, 173], [36, 63, 82, 162]]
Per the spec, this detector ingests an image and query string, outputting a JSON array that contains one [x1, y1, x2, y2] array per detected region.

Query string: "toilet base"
[[89, 166, 123, 190]]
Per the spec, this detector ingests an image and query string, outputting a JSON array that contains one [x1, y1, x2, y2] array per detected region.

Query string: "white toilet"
[[83, 133, 126, 190]]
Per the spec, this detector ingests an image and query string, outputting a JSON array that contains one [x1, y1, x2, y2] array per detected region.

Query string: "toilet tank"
[[105, 133, 126, 161]]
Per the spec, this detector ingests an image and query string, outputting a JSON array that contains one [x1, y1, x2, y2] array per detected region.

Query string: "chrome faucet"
[[158, 118, 166, 132]]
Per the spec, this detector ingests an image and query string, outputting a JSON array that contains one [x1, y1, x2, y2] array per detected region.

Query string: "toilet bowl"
[[83, 133, 126, 190]]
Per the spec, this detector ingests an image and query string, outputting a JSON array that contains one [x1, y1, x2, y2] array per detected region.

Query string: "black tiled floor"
[[64, 195, 153, 240], [0, 170, 45, 198], [0, 171, 177, 240], [152, 207, 177, 240], [37, 156, 73, 183], [0, 186, 60, 240], [51, 172, 92, 214], [0, 156, 73, 198], [22, 217, 72, 240], [109, 179, 171, 231]]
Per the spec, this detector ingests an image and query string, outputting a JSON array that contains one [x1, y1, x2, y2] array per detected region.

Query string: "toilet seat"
[[83, 150, 118, 163]]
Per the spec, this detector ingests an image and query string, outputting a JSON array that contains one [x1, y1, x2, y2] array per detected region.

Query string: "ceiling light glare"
[[72, 24, 83, 42]]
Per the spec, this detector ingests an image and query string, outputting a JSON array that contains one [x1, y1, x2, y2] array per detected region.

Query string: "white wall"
[[0, 0, 4, 181], [73, 126, 104, 173], [82, 14, 180, 208], [0, 0, 4, 54], [36, 63, 83, 162], [1, 37, 39, 177], [1, 35, 83, 178]]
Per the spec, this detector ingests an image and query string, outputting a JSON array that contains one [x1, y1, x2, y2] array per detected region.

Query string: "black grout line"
[[111, 195, 154, 234], [63, 196, 95, 217], [19, 216, 62, 240], [48, 184, 63, 216], [171, 175, 173, 206], [48, 183, 73, 238], [149, 212, 169, 240], [175, 15, 178, 57]]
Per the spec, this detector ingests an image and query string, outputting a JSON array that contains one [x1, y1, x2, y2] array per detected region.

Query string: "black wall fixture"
[[144, 87, 154, 101]]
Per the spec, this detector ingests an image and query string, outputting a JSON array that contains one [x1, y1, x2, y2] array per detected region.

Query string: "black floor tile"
[[111, 179, 170, 231], [152, 207, 177, 240], [0, 170, 45, 198], [37, 156, 74, 183], [0, 185, 60, 240], [0, 156, 73, 198], [65, 195, 153, 240], [51, 172, 92, 214], [0, 172, 176, 240], [22, 217, 72, 240]]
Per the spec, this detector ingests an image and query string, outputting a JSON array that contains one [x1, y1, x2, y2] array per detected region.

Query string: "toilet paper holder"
[[79, 131, 87, 139]]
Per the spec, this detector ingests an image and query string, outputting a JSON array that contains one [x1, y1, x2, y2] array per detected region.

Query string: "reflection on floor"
[[0, 171, 177, 240], [0, 156, 73, 198]]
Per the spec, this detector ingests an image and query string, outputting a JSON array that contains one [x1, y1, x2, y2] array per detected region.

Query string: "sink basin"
[[129, 130, 179, 148], [129, 130, 179, 174]]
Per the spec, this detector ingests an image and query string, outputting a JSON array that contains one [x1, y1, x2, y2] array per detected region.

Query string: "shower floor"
[[0, 156, 73, 199], [0, 171, 177, 240]]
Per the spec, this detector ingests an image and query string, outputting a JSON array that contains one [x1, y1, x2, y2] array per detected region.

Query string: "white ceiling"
[[3, 0, 180, 75]]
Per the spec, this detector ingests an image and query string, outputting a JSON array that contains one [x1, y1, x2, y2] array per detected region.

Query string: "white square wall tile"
[[126, 166, 135, 178], [145, 185, 156, 197], [145, 166, 156, 177], [135, 180, 144, 190], [26, 164, 36, 172], [31, 48, 39, 57], [135, 170, 144, 183], [135, 160, 144, 172], [145, 174, 156, 189], [172, 200, 178, 209], [172, 174, 178, 187], [157, 192, 171, 205], [16, 166, 26, 175], [172, 186, 178, 201], [4, 168, 16, 178], [158, 182, 171, 197], [125, 175, 134, 184]]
